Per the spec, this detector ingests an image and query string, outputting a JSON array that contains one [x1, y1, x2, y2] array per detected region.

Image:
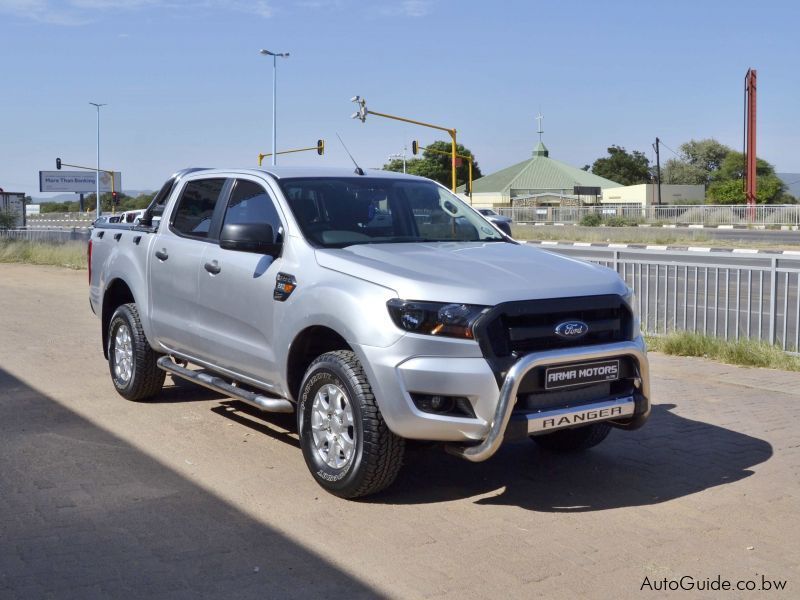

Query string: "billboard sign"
[[1, 192, 26, 227], [573, 186, 601, 196], [39, 171, 122, 193]]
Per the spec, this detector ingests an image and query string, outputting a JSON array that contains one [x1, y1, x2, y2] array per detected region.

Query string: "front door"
[[195, 177, 286, 388]]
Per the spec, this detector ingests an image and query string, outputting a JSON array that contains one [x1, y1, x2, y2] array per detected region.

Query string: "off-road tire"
[[532, 422, 612, 453], [108, 303, 165, 401], [298, 350, 404, 499]]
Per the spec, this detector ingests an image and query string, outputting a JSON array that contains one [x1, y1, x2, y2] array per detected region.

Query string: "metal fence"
[[0, 229, 91, 243], [27, 212, 95, 221], [499, 204, 800, 227], [571, 249, 800, 351]]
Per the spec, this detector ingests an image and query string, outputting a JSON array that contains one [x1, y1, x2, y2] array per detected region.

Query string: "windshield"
[[278, 177, 506, 248]]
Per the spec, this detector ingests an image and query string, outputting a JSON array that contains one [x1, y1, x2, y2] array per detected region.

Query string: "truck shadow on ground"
[[0, 367, 378, 599], [149, 377, 300, 447], [137, 375, 225, 403], [143, 380, 774, 512], [372, 403, 774, 512]]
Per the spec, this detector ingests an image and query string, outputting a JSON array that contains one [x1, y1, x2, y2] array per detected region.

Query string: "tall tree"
[[590, 146, 651, 185], [383, 140, 482, 189], [706, 151, 786, 204], [662, 159, 708, 185], [663, 138, 731, 185]]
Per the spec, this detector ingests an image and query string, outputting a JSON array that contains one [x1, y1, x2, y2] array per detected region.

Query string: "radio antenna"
[[336, 132, 364, 176]]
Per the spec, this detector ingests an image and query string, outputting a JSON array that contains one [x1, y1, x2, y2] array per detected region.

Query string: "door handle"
[[204, 260, 221, 275], [155, 249, 168, 261]]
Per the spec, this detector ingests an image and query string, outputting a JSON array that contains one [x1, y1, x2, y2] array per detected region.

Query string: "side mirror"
[[220, 223, 282, 256]]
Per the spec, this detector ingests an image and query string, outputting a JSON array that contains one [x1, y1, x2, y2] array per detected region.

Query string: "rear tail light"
[[87, 239, 92, 284]]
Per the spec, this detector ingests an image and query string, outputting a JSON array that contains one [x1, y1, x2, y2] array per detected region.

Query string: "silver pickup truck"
[[89, 166, 650, 498]]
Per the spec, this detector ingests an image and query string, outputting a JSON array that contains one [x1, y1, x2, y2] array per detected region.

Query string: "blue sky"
[[1, 0, 798, 196]]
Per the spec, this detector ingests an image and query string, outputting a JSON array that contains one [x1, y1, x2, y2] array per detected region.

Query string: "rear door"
[[195, 176, 286, 386], [148, 176, 228, 353]]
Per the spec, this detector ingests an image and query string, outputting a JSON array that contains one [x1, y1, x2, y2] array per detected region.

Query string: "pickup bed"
[[90, 166, 650, 498]]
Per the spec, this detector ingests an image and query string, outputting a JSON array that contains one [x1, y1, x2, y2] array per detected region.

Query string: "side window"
[[171, 178, 226, 239], [223, 179, 283, 238]]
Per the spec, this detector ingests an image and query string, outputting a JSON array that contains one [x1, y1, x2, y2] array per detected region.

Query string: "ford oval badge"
[[554, 320, 589, 339]]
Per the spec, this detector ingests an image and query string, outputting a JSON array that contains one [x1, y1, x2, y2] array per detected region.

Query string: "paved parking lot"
[[1, 263, 798, 599]]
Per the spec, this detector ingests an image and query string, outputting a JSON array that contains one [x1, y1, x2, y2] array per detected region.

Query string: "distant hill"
[[778, 173, 800, 198], [33, 190, 154, 203]]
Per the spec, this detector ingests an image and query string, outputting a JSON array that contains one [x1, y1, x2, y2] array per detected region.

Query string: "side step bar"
[[157, 356, 294, 413]]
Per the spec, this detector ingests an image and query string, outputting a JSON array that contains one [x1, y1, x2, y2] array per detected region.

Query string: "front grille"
[[474, 295, 633, 383], [515, 380, 636, 413]]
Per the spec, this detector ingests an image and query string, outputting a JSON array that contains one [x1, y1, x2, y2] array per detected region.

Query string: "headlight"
[[622, 285, 635, 308], [386, 299, 488, 339], [621, 286, 641, 333]]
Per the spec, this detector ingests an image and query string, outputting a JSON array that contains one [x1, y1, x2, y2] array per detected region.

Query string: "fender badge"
[[274, 272, 297, 302]]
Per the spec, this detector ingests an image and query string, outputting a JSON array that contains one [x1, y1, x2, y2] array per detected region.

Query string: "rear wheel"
[[298, 350, 404, 498], [531, 423, 612, 453], [108, 303, 165, 401]]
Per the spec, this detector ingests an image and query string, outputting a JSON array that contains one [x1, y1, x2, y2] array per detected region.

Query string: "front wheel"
[[107, 303, 165, 401], [531, 422, 612, 453], [298, 350, 404, 499]]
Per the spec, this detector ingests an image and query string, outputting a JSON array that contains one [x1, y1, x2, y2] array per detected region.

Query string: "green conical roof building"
[[459, 123, 620, 206]]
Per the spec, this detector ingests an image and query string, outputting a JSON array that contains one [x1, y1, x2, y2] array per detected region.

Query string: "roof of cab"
[[182, 166, 429, 181]]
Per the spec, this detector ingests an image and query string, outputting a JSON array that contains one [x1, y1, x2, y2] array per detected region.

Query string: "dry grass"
[[646, 331, 800, 371], [512, 225, 715, 245], [0, 240, 87, 270]]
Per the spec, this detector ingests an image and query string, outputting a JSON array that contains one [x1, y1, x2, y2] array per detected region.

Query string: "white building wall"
[[465, 192, 507, 208], [602, 184, 705, 206]]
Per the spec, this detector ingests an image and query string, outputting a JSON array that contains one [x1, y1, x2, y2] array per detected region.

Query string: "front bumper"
[[355, 336, 650, 459], [445, 340, 650, 462]]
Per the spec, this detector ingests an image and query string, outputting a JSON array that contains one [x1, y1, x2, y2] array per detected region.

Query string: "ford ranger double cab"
[[89, 167, 650, 498]]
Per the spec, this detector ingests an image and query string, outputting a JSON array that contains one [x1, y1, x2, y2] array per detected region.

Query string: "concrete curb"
[[516, 223, 800, 231], [524, 240, 800, 255]]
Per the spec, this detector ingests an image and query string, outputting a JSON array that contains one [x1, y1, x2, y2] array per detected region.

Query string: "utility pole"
[[388, 147, 407, 173], [652, 137, 662, 206], [744, 68, 757, 217], [89, 102, 106, 218]]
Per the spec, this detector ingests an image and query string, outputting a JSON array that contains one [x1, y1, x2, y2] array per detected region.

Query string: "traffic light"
[[317, 139, 325, 155], [411, 140, 419, 155], [56, 158, 62, 170], [111, 191, 119, 206], [350, 96, 367, 122]]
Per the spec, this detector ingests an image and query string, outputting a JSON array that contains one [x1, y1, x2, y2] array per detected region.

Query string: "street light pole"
[[259, 49, 290, 166], [388, 149, 407, 173], [89, 102, 106, 218]]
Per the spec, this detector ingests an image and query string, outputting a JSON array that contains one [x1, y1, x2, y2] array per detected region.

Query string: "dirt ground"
[[1, 263, 797, 599]]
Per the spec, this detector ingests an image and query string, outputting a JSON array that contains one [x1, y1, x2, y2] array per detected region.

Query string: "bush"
[[579, 213, 642, 227], [604, 215, 643, 227], [579, 212, 603, 226], [0, 210, 18, 230]]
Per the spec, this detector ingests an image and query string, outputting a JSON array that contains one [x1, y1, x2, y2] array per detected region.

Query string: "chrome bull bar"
[[445, 341, 650, 462]]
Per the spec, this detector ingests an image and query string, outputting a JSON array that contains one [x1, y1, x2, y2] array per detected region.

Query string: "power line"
[[659, 140, 683, 159]]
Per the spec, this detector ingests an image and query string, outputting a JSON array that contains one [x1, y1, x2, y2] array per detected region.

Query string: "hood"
[[315, 241, 627, 305]]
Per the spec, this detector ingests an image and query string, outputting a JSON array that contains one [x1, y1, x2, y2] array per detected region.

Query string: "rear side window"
[[171, 178, 226, 239], [223, 179, 283, 237]]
